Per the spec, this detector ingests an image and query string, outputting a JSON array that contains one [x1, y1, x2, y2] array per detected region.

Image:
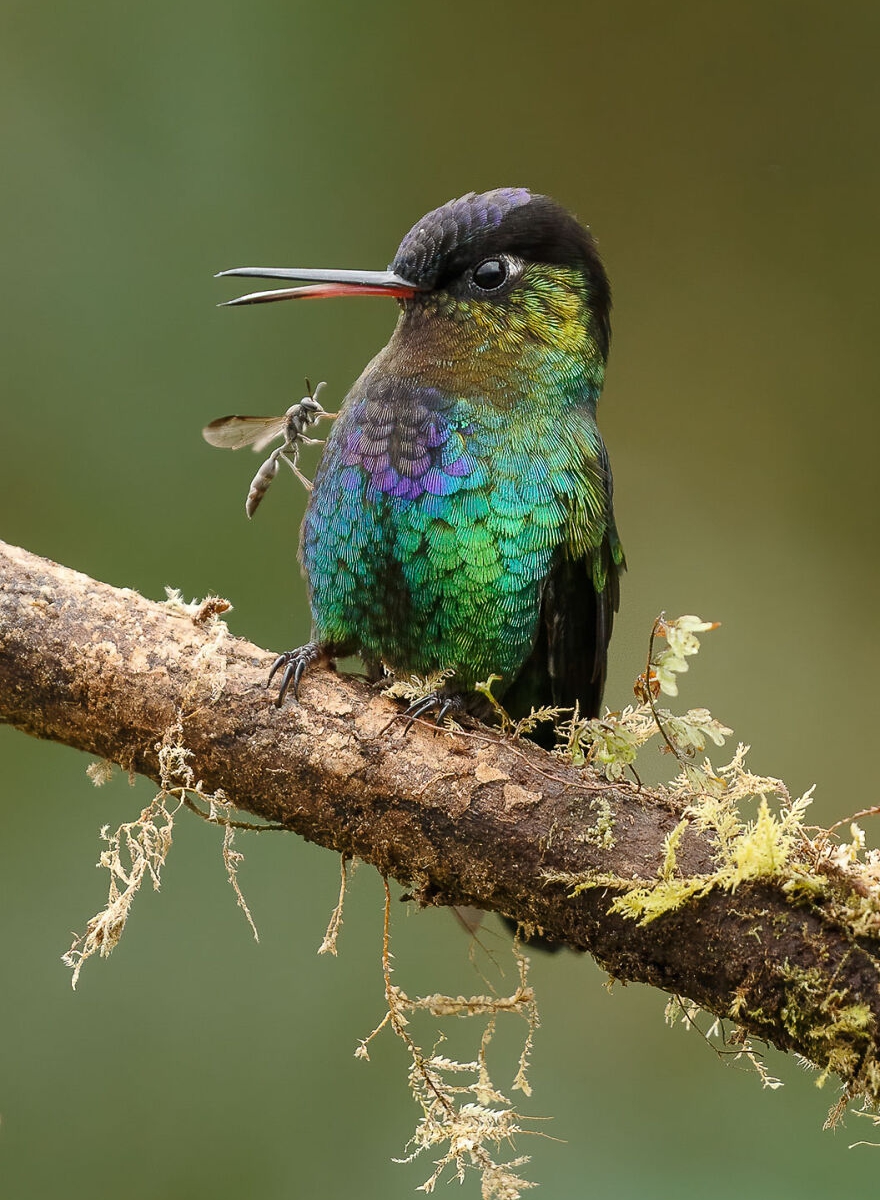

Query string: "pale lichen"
[[665, 995, 783, 1090], [63, 731, 190, 988], [579, 795, 616, 850], [318, 854, 354, 956], [86, 758, 115, 787], [549, 755, 816, 925], [66, 728, 284, 987], [383, 668, 456, 705], [552, 616, 731, 785], [357, 881, 541, 1198], [543, 615, 880, 1115]]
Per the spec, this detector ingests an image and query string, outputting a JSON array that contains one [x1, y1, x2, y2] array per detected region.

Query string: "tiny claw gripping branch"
[[267, 642, 343, 707], [400, 692, 464, 734]]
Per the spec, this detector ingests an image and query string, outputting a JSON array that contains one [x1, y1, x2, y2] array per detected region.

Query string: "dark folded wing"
[[504, 442, 624, 723]]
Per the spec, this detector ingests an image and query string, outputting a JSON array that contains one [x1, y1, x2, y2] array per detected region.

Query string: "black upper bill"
[[216, 266, 419, 306]]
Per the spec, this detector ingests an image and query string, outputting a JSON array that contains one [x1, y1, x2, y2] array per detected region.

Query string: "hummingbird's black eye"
[[472, 258, 508, 292]]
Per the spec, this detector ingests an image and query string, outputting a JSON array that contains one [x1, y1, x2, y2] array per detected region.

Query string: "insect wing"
[[202, 414, 289, 451]]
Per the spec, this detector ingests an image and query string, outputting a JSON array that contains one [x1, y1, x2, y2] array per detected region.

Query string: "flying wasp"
[[202, 380, 335, 517]]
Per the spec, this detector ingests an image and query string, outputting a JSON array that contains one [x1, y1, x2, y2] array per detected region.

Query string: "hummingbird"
[[217, 187, 624, 727]]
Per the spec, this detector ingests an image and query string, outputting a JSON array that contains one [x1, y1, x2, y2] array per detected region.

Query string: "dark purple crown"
[[390, 188, 603, 287], [390, 187, 610, 354]]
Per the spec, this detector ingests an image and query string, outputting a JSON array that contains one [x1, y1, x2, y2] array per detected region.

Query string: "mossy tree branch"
[[2, 538, 879, 1106]]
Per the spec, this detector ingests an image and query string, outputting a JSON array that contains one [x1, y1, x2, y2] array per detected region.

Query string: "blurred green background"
[[3, 2, 880, 1196]]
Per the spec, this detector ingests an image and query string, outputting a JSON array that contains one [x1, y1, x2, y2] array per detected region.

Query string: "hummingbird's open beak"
[[216, 266, 419, 306]]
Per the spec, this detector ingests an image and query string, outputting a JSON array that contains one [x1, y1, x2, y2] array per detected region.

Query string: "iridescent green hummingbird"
[[218, 188, 624, 725]]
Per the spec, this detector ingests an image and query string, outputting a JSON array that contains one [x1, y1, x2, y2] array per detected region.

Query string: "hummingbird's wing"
[[549, 532, 623, 717], [503, 544, 622, 723], [503, 442, 624, 723]]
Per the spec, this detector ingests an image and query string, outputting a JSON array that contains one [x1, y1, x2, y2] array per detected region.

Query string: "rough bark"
[[2, 538, 879, 1104]]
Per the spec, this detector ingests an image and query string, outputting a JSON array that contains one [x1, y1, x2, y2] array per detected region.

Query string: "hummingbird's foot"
[[400, 691, 465, 735], [268, 642, 329, 707]]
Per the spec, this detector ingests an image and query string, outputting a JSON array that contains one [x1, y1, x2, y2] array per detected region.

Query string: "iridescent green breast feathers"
[[219, 187, 624, 719]]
